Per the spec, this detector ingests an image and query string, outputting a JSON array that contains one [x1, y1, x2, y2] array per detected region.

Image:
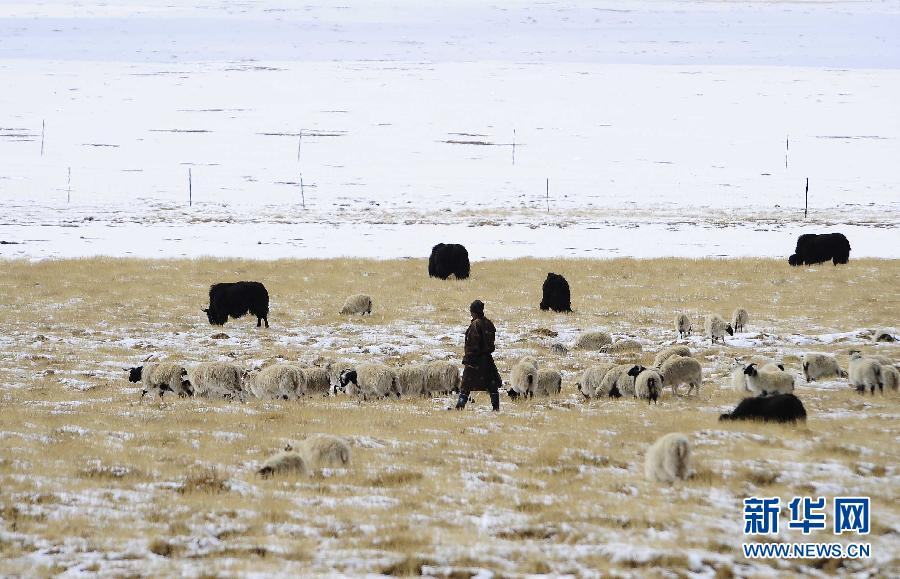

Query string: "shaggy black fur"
[[428, 243, 470, 280], [204, 281, 270, 328], [788, 233, 851, 266], [719, 393, 807, 424], [127, 366, 143, 383], [539, 272, 572, 312]]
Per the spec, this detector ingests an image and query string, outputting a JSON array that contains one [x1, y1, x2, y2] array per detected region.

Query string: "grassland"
[[0, 257, 898, 577]]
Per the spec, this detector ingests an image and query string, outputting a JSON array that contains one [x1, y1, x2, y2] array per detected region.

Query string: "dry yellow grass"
[[0, 257, 898, 576]]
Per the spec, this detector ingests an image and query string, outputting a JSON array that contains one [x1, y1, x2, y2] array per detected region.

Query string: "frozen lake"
[[0, 1, 897, 259]]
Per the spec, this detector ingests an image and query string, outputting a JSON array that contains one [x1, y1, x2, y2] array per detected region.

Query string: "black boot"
[[490, 391, 500, 412]]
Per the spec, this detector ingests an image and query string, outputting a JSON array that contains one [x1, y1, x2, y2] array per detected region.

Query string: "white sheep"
[[743, 363, 794, 397], [339, 294, 373, 315], [634, 368, 664, 403], [129, 362, 189, 399], [397, 364, 428, 396], [705, 314, 734, 345], [423, 360, 461, 395], [659, 355, 702, 396], [188, 361, 244, 401], [249, 364, 307, 400], [732, 308, 749, 333], [644, 433, 691, 483], [801, 353, 846, 382], [297, 434, 351, 469], [533, 368, 562, 397], [652, 345, 692, 369], [574, 331, 612, 350], [575, 363, 615, 398], [881, 364, 899, 392], [848, 351, 883, 395], [599, 339, 642, 354], [302, 367, 332, 395], [510, 357, 539, 395], [674, 314, 692, 339], [258, 451, 308, 478], [350, 363, 400, 399], [598, 363, 643, 398]]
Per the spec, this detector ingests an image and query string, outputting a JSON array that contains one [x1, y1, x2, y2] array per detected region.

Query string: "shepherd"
[[453, 300, 502, 411]]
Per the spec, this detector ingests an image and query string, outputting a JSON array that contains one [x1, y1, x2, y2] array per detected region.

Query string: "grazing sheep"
[[873, 329, 896, 343], [634, 368, 664, 403], [302, 367, 332, 395], [342, 363, 400, 399], [659, 355, 702, 396], [599, 339, 642, 354], [743, 363, 794, 397], [719, 394, 807, 424], [574, 331, 612, 350], [761, 361, 786, 372], [869, 354, 894, 367], [674, 314, 692, 339], [550, 343, 569, 355], [644, 433, 691, 483], [340, 294, 373, 315], [188, 362, 244, 401], [128, 363, 189, 399], [598, 363, 644, 398], [732, 308, 749, 333], [533, 368, 563, 397], [848, 351, 883, 395], [510, 357, 539, 396], [423, 360, 461, 395], [298, 435, 351, 469], [705, 315, 734, 345], [801, 353, 846, 382], [881, 364, 899, 392], [249, 364, 307, 400], [575, 364, 616, 398], [653, 345, 692, 369], [258, 451, 308, 478], [397, 364, 428, 397]]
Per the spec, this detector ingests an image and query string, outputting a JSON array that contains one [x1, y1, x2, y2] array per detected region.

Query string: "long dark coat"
[[461, 315, 500, 393]]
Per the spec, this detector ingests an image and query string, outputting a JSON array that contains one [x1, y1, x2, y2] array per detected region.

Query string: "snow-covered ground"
[[1, 0, 898, 259]]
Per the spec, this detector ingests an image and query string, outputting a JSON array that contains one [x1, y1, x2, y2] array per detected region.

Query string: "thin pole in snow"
[[804, 177, 808, 218], [41, 120, 45, 156], [188, 168, 192, 207], [67, 167, 71, 203], [300, 173, 305, 209], [785, 134, 789, 169], [512, 129, 516, 165], [297, 130, 303, 163], [546, 178, 550, 213]]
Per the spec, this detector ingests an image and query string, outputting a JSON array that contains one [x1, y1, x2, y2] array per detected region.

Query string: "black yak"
[[719, 394, 807, 424], [428, 243, 470, 280], [204, 281, 270, 328], [539, 272, 572, 312], [788, 233, 851, 266]]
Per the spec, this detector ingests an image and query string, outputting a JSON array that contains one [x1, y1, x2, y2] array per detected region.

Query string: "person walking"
[[454, 299, 501, 411]]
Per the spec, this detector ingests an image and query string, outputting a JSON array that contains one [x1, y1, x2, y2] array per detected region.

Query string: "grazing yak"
[[719, 394, 807, 424], [204, 281, 270, 328], [788, 233, 851, 266], [539, 272, 572, 312], [428, 243, 470, 280]]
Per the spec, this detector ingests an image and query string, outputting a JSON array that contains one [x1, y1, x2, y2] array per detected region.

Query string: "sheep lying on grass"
[[743, 363, 794, 397], [659, 356, 702, 396], [705, 314, 734, 345], [599, 339, 642, 354], [644, 433, 691, 483], [848, 351, 883, 395], [128, 363, 189, 399], [188, 362, 243, 401], [339, 294, 373, 315], [873, 329, 896, 343], [258, 451, 308, 478], [574, 331, 612, 350], [297, 434, 351, 469], [801, 353, 847, 382], [249, 364, 307, 400], [653, 345, 691, 369], [719, 394, 807, 424], [674, 314, 692, 339]]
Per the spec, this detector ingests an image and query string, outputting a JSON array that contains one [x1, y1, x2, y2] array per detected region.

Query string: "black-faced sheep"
[[789, 233, 851, 266], [539, 272, 572, 312], [659, 356, 702, 396], [509, 357, 539, 396], [653, 345, 691, 369], [128, 363, 190, 399], [397, 364, 428, 397], [705, 315, 733, 345], [428, 243, 470, 280], [423, 360, 461, 395], [848, 351, 883, 395], [599, 339, 642, 355], [204, 281, 269, 328], [644, 433, 691, 483], [674, 314, 692, 338], [249, 364, 307, 400], [339, 294, 372, 315], [873, 329, 896, 343], [187, 362, 244, 401], [801, 353, 847, 382], [258, 451, 308, 478], [341, 363, 400, 399], [634, 368, 664, 403], [598, 363, 644, 398], [743, 363, 794, 397], [575, 363, 615, 398], [719, 394, 807, 423], [732, 308, 749, 333]]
